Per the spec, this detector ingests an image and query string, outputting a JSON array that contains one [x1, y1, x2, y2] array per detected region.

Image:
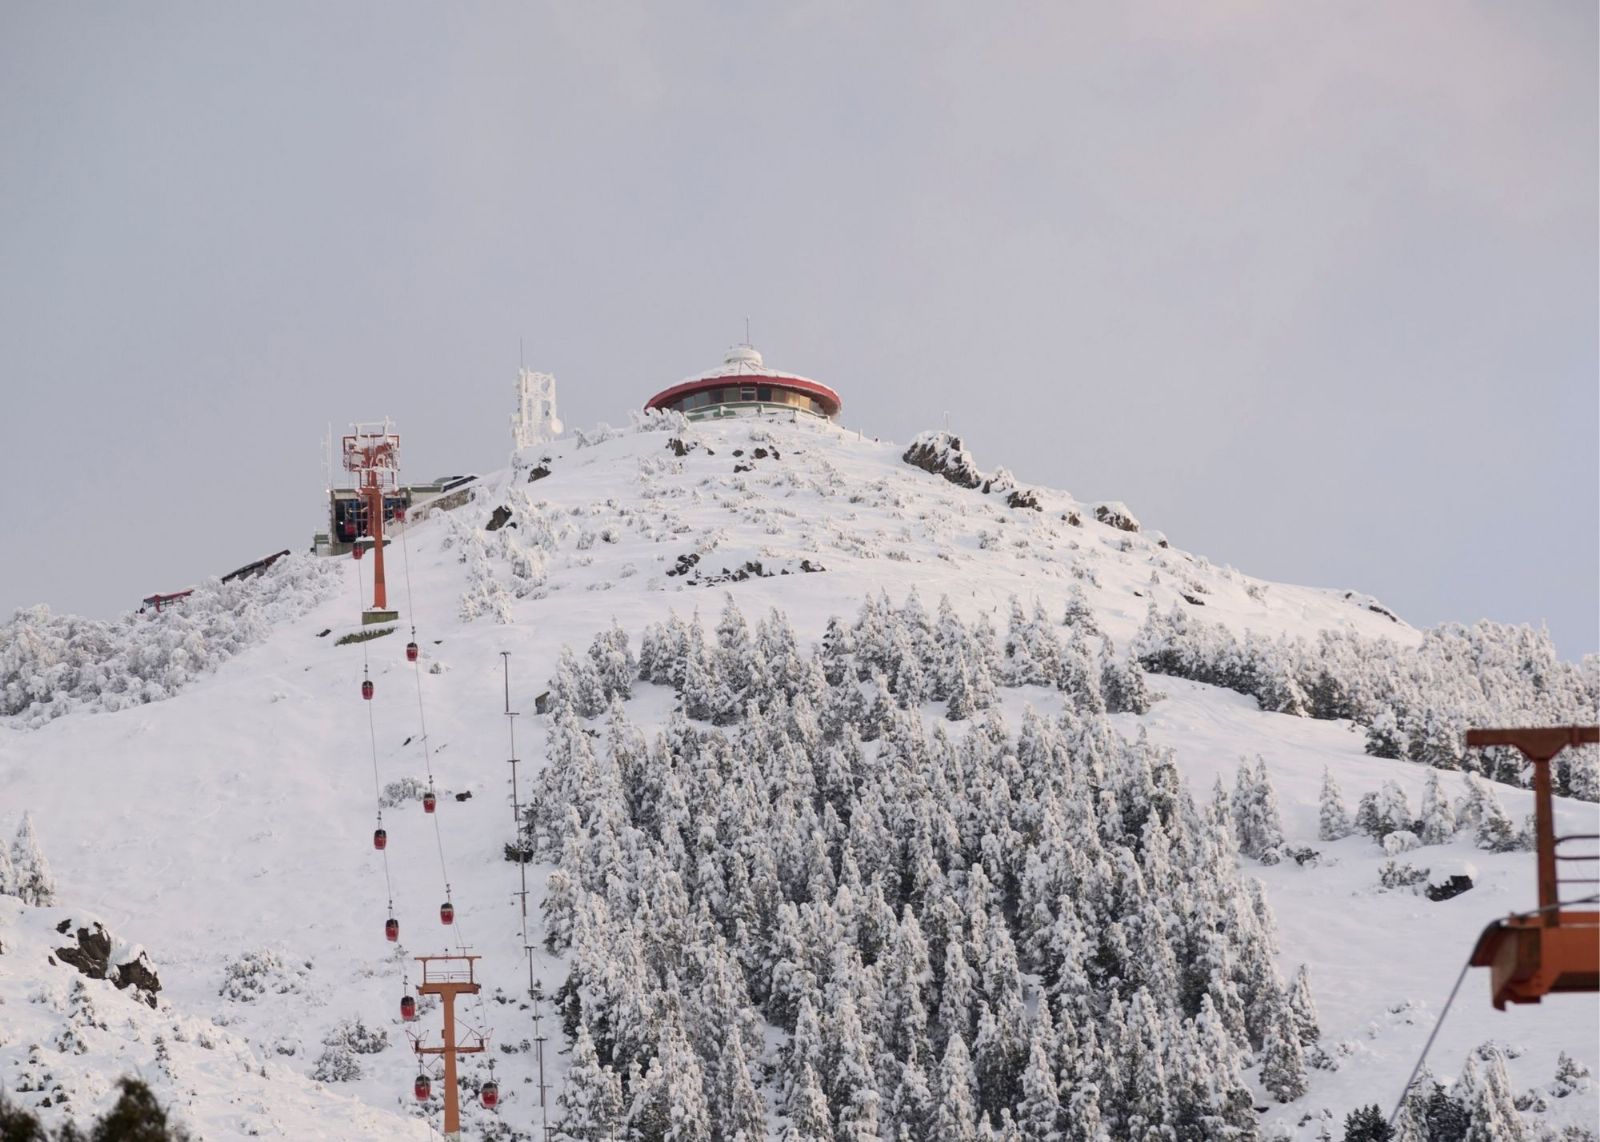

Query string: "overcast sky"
[[2, 3, 1595, 657]]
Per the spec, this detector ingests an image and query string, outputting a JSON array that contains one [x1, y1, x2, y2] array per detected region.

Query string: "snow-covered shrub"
[[0, 554, 341, 727], [219, 950, 313, 1003]]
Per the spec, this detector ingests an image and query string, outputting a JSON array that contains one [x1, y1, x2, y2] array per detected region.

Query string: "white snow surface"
[[0, 415, 1594, 1139]]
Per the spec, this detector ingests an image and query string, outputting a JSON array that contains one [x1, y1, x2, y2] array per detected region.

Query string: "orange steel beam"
[[1465, 725, 1600, 1008], [365, 479, 388, 611]]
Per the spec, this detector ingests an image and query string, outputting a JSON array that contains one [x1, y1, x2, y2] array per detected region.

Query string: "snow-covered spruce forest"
[[522, 593, 1590, 1140], [0, 414, 1595, 1140]]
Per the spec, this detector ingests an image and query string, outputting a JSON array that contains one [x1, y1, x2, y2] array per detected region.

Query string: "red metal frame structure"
[[342, 421, 401, 617], [412, 954, 487, 1140], [1466, 725, 1599, 1009]]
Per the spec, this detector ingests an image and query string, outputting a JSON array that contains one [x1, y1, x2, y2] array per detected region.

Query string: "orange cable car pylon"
[[411, 954, 488, 1140], [1466, 725, 1599, 1009], [343, 420, 402, 625]]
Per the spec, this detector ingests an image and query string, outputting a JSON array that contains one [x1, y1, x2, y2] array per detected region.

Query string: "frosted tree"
[[1355, 781, 1413, 841], [1319, 767, 1353, 841], [1099, 650, 1151, 716], [782, 1062, 836, 1142], [0, 834, 15, 897], [933, 1033, 980, 1142], [1232, 757, 1285, 864], [10, 812, 55, 906], [1473, 786, 1526, 853], [1418, 769, 1456, 846], [588, 621, 637, 703], [556, 1023, 624, 1141], [1015, 1006, 1062, 1141], [714, 1031, 767, 1141], [1259, 1023, 1307, 1103], [1456, 1049, 1527, 1142], [1286, 965, 1321, 1046]]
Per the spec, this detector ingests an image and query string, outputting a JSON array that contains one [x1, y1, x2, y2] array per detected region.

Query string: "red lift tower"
[[412, 954, 488, 1140], [343, 421, 402, 625]]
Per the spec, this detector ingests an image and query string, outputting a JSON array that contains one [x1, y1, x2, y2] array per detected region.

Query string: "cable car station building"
[[644, 345, 842, 422]]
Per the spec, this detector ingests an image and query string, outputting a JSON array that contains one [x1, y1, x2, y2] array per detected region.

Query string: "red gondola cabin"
[[440, 901, 454, 925], [373, 828, 387, 851]]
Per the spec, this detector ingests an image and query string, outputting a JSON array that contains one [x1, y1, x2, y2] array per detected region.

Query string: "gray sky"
[[2, 2, 1595, 656]]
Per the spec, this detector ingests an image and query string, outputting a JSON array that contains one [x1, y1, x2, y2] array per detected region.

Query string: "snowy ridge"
[[0, 415, 1593, 1140]]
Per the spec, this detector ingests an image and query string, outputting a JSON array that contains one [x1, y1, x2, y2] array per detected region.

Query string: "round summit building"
[[645, 345, 842, 422]]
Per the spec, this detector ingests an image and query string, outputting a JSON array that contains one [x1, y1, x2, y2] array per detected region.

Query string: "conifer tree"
[[1419, 769, 1456, 845], [933, 1033, 981, 1142], [0, 833, 15, 898], [10, 812, 55, 907], [1319, 767, 1353, 841], [783, 1062, 836, 1142], [1015, 1005, 1062, 1141], [89, 1077, 191, 1141], [1342, 1105, 1395, 1141], [557, 1023, 624, 1141], [1286, 964, 1321, 1046], [1259, 1023, 1307, 1103]]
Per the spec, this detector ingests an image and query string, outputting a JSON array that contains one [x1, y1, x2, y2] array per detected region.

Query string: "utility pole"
[[502, 652, 549, 1137], [413, 954, 486, 1141]]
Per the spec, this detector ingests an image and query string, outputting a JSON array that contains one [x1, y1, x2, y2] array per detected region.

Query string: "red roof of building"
[[644, 346, 842, 417]]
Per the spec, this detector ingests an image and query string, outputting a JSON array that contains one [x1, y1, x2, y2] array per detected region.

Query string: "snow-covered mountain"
[[1, 412, 1595, 1141]]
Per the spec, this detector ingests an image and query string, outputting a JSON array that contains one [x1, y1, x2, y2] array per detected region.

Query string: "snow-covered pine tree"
[[1231, 757, 1285, 864], [782, 1061, 836, 1142], [0, 832, 15, 897], [10, 812, 55, 906], [1258, 1023, 1307, 1104], [1319, 767, 1353, 841], [1286, 964, 1321, 1046], [1418, 769, 1456, 846], [1473, 784, 1526, 853], [933, 1033, 981, 1142], [1099, 649, 1152, 716], [555, 1023, 624, 1141]]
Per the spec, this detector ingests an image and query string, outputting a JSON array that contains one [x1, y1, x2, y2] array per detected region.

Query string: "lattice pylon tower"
[[342, 420, 401, 621]]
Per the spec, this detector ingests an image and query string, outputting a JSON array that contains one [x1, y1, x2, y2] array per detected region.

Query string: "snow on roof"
[[674, 344, 816, 386]]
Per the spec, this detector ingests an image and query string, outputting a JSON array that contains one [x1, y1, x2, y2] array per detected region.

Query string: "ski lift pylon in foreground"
[[1466, 725, 1599, 1009]]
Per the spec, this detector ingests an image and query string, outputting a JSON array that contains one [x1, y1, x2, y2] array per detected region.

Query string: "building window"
[[740, 386, 756, 401], [757, 385, 772, 401]]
